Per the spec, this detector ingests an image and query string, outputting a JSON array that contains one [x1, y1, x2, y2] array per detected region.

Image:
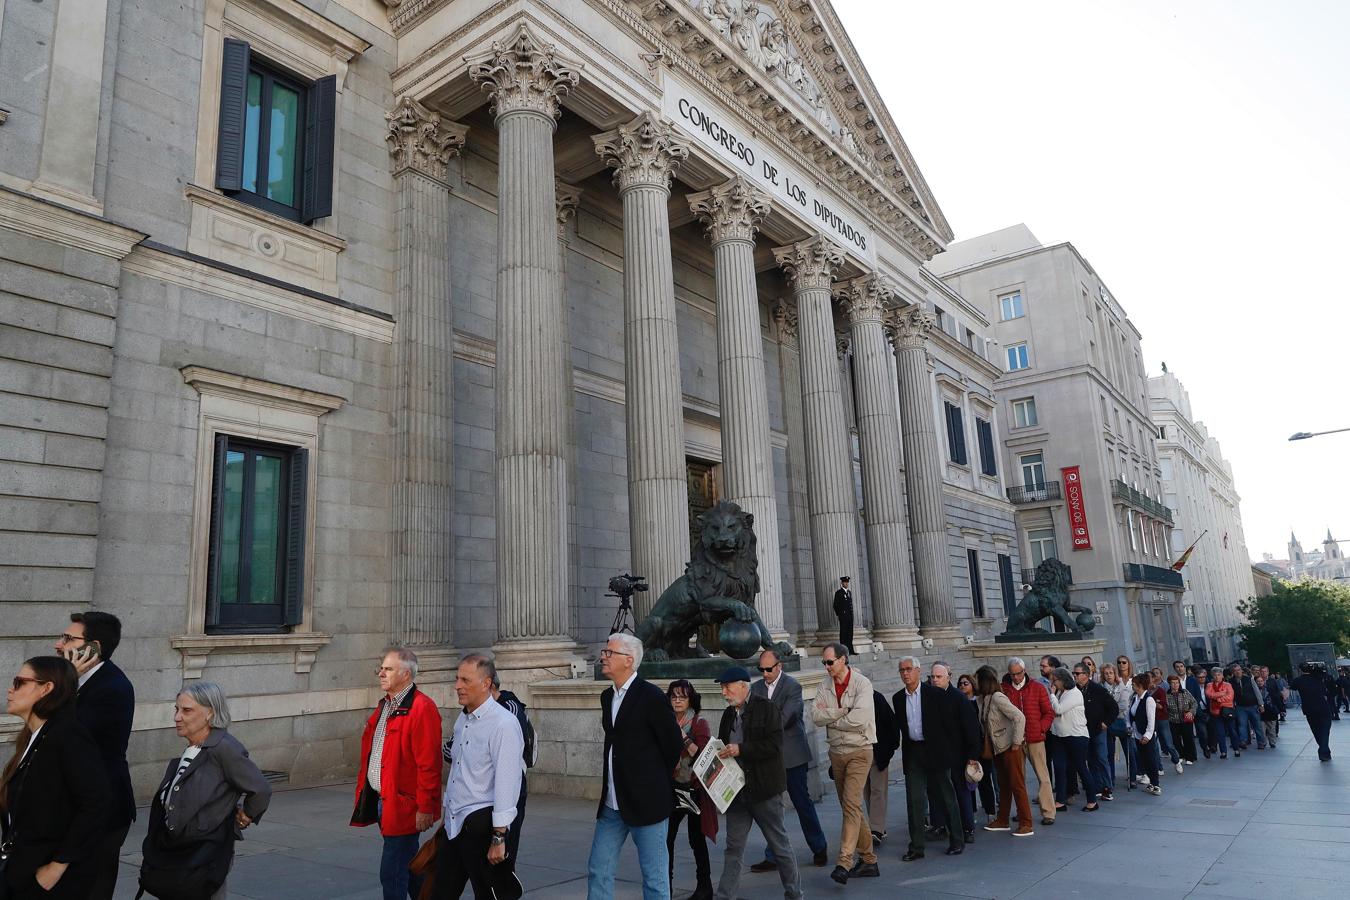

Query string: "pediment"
[[631, 0, 951, 250]]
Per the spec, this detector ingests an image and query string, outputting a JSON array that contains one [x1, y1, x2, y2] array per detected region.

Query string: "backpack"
[[499, 690, 537, 769]]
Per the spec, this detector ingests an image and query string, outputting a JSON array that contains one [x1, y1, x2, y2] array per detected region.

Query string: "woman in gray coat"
[[139, 682, 272, 899]]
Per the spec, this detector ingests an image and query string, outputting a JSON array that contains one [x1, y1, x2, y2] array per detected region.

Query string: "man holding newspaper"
[[700, 666, 803, 900]]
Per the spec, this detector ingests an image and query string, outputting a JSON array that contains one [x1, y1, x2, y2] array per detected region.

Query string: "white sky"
[[835, 0, 1350, 564]]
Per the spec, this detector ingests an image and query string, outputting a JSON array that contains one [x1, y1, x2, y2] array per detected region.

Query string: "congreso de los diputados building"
[[0, 0, 1027, 793]]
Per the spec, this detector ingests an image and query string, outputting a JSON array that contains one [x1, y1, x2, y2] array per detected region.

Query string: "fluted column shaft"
[[891, 307, 958, 637], [469, 26, 581, 663], [776, 237, 860, 643], [688, 179, 785, 634], [841, 277, 918, 644], [595, 115, 690, 610], [386, 98, 466, 646]]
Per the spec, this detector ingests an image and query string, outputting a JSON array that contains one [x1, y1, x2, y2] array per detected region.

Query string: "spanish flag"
[[1170, 529, 1208, 571]]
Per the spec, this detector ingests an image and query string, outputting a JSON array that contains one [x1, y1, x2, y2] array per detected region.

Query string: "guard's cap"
[[716, 666, 752, 684], [840, 575, 850, 582]]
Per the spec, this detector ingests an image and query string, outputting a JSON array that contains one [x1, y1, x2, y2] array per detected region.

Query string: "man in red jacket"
[[1002, 657, 1055, 826], [351, 647, 443, 900]]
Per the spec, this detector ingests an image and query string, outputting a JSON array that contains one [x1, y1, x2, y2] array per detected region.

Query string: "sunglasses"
[[822, 658, 838, 666], [11, 676, 50, 691], [756, 666, 777, 673]]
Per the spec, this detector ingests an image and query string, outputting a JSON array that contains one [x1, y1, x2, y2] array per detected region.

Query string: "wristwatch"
[[490, 832, 507, 846]]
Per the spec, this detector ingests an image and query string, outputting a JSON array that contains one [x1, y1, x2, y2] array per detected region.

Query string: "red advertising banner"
[[1061, 466, 1093, 550]]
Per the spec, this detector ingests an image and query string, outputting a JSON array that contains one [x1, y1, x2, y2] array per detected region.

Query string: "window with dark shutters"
[[967, 549, 985, 617], [944, 401, 967, 465], [998, 554, 1017, 617], [215, 39, 335, 224], [976, 418, 997, 476], [206, 435, 306, 632]]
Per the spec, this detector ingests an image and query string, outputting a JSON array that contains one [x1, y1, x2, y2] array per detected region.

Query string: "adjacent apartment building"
[[1149, 369, 1255, 662], [928, 224, 1190, 666]]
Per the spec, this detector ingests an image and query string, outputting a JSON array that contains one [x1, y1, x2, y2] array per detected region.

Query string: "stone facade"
[[930, 224, 1190, 667], [1, 0, 1014, 794], [1149, 369, 1255, 662]]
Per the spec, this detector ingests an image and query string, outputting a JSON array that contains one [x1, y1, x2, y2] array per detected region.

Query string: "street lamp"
[[1289, 427, 1350, 441]]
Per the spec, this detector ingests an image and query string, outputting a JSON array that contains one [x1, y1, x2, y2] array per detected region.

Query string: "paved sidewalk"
[[111, 714, 1349, 899]]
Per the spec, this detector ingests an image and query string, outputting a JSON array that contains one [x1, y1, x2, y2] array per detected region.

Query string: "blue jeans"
[[1051, 735, 1096, 804], [587, 805, 670, 900], [765, 762, 827, 861], [1235, 705, 1266, 748], [1156, 718, 1178, 764], [379, 832, 421, 900], [1088, 729, 1111, 793]]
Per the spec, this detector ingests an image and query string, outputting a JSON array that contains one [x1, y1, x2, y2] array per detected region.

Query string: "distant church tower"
[[1289, 531, 1304, 564], [1324, 529, 1342, 561]]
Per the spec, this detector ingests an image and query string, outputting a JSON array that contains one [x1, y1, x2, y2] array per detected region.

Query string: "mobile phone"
[[75, 641, 102, 663]]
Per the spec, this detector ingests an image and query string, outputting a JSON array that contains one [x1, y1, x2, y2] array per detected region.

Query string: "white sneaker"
[[1184, 760, 1194, 765], [1147, 784, 1162, 796], [1175, 761, 1184, 774]]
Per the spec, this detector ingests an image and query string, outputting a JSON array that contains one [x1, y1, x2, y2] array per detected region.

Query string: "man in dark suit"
[[54, 611, 135, 899], [750, 649, 828, 873], [833, 576, 855, 654], [892, 656, 969, 859], [926, 663, 980, 844], [587, 632, 683, 900], [713, 666, 804, 900], [1186, 666, 1212, 758]]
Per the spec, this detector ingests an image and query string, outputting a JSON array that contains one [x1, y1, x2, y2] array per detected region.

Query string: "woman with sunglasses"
[[1080, 656, 1099, 683], [1, 656, 110, 899], [957, 675, 997, 823], [1099, 664, 1133, 793], [666, 680, 715, 900]]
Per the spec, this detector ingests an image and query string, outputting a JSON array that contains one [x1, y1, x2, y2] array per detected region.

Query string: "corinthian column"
[[774, 237, 863, 646], [840, 276, 919, 646], [468, 24, 583, 668], [687, 178, 785, 636], [594, 113, 691, 610], [385, 97, 467, 646], [889, 306, 959, 641], [556, 183, 582, 636]]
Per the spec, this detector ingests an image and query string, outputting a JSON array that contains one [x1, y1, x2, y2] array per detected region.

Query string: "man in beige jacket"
[[811, 642, 878, 884]]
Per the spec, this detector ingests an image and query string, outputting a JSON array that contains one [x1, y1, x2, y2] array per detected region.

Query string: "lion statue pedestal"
[[623, 499, 797, 680]]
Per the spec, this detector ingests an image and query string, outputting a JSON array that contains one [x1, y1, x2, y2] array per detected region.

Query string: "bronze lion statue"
[[1004, 558, 1096, 635], [636, 500, 793, 662]]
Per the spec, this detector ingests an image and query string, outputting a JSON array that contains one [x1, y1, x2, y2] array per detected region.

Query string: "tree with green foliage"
[[1237, 579, 1350, 665]]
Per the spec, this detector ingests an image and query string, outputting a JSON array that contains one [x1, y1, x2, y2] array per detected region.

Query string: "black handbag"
[[135, 785, 236, 900]]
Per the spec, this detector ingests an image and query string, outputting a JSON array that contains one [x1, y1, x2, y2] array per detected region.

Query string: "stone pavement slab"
[[109, 713, 1348, 898]]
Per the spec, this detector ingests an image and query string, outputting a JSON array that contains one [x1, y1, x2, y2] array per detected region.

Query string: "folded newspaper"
[[693, 738, 746, 814]]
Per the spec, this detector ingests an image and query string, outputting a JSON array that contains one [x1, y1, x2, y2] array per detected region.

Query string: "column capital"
[[466, 23, 581, 121], [773, 235, 844, 291], [556, 181, 582, 241], [386, 96, 468, 181], [886, 305, 936, 351], [593, 112, 690, 193], [772, 299, 799, 349], [837, 274, 896, 325], [688, 176, 769, 244]]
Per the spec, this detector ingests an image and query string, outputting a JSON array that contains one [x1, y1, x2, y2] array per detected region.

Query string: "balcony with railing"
[[1123, 562, 1185, 590], [1007, 481, 1062, 504], [1110, 479, 1174, 524]]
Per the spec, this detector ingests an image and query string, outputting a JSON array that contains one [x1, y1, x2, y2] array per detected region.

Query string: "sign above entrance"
[[662, 77, 877, 264]]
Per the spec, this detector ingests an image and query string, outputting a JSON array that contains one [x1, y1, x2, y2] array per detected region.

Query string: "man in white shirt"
[[436, 653, 524, 898]]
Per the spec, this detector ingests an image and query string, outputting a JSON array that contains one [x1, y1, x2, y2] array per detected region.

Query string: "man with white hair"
[[1002, 656, 1055, 826], [587, 633, 683, 899], [351, 647, 443, 900]]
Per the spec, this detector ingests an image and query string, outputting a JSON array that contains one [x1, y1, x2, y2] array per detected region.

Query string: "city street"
[[110, 714, 1348, 899]]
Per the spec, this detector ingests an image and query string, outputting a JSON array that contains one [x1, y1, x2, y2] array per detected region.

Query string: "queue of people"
[[3, 618, 1342, 900]]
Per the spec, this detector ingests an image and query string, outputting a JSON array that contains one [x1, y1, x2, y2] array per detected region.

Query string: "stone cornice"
[[0, 186, 145, 258], [603, 0, 946, 260], [386, 96, 468, 182], [466, 22, 582, 121], [687, 176, 768, 244], [773, 235, 843, 291], [837, 273, 893, 325], [592, 112, 691, 192]]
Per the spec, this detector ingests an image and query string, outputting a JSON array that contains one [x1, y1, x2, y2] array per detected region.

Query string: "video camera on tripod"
[[606, 573, 648, 635]]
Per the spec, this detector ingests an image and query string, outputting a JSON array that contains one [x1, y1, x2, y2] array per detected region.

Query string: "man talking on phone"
[[54, 611, 136, 899]]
